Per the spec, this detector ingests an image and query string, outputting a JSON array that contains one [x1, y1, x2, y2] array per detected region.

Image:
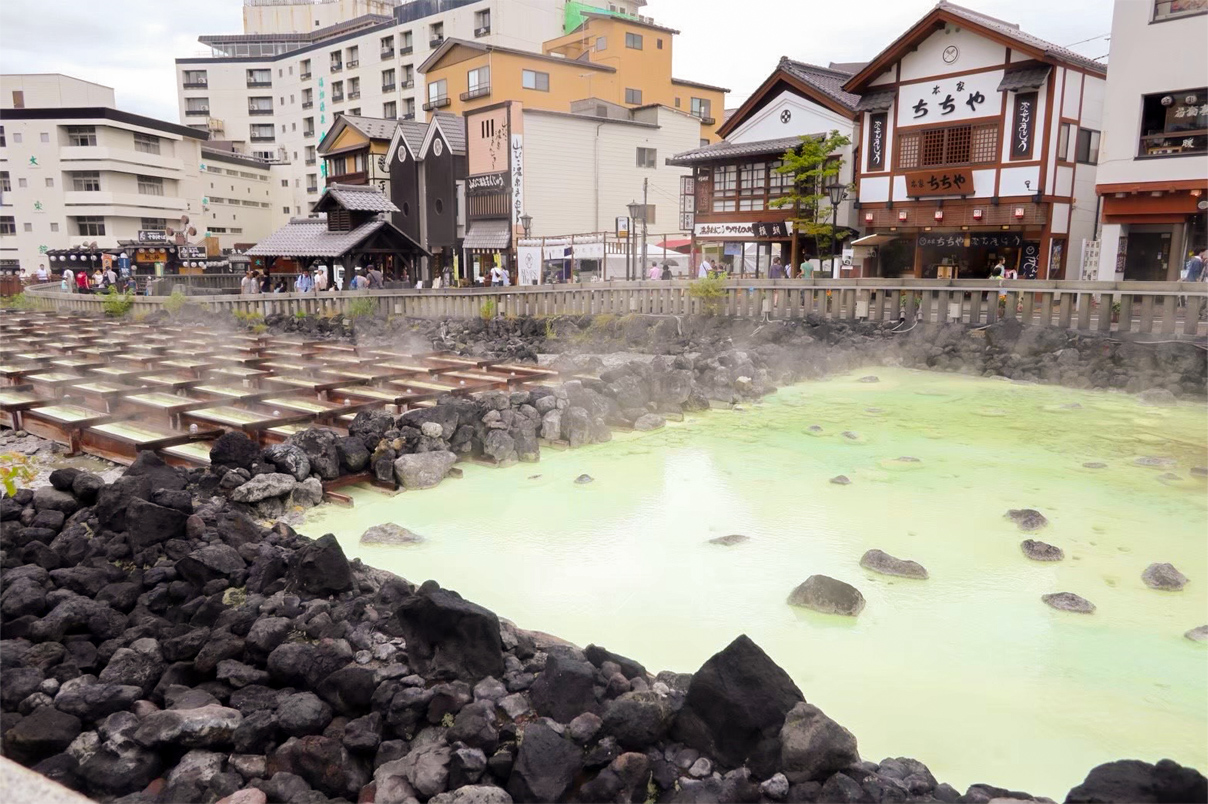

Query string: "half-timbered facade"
[[844, 1, 1107, 279], [668, 58, 861, 276]]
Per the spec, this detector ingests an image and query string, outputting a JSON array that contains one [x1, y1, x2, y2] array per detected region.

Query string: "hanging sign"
[[905, 168, 974, 196], [138, 230, 168, 242], [178, 245, 207, 260], [1011, 92, 1038, 159], [572, 238, 605, 260], [509, 134, 524, 226], [616, 216, 630, 238], [1021, 241, 1041, 277], [868, 112, 888, 171], [695, 221, 758, 238], [752, 221, 792, 238], [466, 171, 507, 195], [518, 246, 541, 285]]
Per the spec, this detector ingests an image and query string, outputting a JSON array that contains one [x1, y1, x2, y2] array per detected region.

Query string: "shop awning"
[[463, 220, 511, 251], [855, 88, 896, 112], [850, 233, 898, 247], [998, 64, 1051, 92]]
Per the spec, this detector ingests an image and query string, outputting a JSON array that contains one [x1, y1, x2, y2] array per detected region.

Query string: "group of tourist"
[[694, 256, 826, 280], [49, 262, 129, 294]]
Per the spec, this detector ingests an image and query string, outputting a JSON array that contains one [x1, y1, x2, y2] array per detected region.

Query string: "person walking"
[[368, 264, 384, 290], [1185, 249, 1206, 282], [698, 257, 712, 279], [76, 267, 90, 294], [489, 263, 504, 287], [35, 263, 49, 282], [647, 261, 661, 281], [62, 265, 75, 293], [104, 264, 117, 290], [770, 256, 785, 279], [661, 263, 673, 280], [240, 271, 256, 295]]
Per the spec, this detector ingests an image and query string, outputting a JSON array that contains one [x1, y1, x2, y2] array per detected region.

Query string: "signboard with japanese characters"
[[917, 233, 1024, 248], [904, 168, 974, 196], [897, 70, 1001, 126], [1021, 241, 1040, 277], [178, 246, 207, 260], [868, 112, 888, 171], [466, 171, 507, 196], [509, 134, 524, 227], [137, 230, 168, 243], [1011, 92, 1038, 159], [752, 221, 792, 238]]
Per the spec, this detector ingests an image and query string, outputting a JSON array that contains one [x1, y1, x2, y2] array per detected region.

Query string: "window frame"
[[0, 216, 15, 235], [1075, 127, 1101, 164], [636, 147, 657, 168], [137, 174, 165, 196], [895, 122, 999, 169], [133, 132, 161, 154], [522, 70, 549, 92], [72, 171, 101, 192], [625, 87, 643, 105], [66, 125, 97, 146], [74, 216, 106, 237], [1136, 88, 1207, 157], [625, 32, 643, 49]]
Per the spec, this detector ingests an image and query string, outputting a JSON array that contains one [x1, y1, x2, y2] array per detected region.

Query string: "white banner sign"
[[573, 240, 605, 259], [510, 134, 524, 227], [897, 69, 1002, 126], [694, 221, 757, 238], [518, 246, 541, 285]]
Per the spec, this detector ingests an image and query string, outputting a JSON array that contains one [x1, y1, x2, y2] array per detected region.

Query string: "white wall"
[[0, 75, 115, 109], [897, 25, 1007, 83], [243, 0, 397, 35], [727, 89, 852, 143]]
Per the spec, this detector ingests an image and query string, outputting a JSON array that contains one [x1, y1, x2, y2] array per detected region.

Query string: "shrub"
[[251, 322, 269, 334], [347, 296, 376, 319], [101, 286, 134, 318], [480, 299, 497, 320], [1, 292, 36, 310], [0, 453, 36, 497], [162, 289, 187, 316], [687, 274, 728, 315], [294, 309, 307, 319], [232, 309, 265, 327]]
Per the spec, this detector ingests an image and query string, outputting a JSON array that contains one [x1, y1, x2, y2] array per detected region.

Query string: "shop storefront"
[[692, 220, 798, 277], [1096, 183, 1207, 281]]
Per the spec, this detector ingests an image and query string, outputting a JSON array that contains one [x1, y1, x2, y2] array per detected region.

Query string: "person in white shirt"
[[62, 267, 75, 293], [35, 264, 49, 282], [698, 258, 712, 279]]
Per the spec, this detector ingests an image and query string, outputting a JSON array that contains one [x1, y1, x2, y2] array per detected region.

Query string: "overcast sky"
[[0, 0, 1113, 122]]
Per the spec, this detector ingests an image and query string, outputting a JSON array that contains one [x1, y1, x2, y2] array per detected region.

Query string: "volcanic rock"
[[1042, 592, 1096, 613], [507, 721, 582, 803], [779, 702, 860, 783], [396, 581, 505, 683], [1006, 509, 1049, 531], [859, 549, 928, 579], [1065, 758, 1206, 803], [708, 534, 748, 546], [787, 575, 866, 616], [394, 450, 458, 490], [1141, 562, 1189, 591], [288, 533, 353, 595], [1021, 540, 1064, 561]]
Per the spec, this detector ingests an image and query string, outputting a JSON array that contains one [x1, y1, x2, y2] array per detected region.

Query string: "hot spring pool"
[[304, 367, 1208, 797]]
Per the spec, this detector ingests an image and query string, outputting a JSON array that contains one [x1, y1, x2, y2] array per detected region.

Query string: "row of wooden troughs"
[[0, 311, 560, 470]]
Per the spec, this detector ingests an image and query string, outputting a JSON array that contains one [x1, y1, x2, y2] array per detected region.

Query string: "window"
[[768, 160, 790, 195], [690, 97, 712, 122], [401, 31, 413, 52], [330, 51, 343, 71], [1057, 122, 1073, 162], [404, 98, 416, 118], [250, 124, 275, 142], [50, 222, 58, 232], [18, 178, 27, 188], [896, 123, 998, 168], [712, 164, 737, 211], [0, 172, 8, 192], [427, 79, 447, 104], [381, 35, 394, 56], [302, 88, 313, 108], [465, 66, 490, 99], [134, 132, 161, 154], [0, 127, 5, 146], [475, 9, 491, 34], [596, 36, 607, 51], [346, 45, 359, 67], [657, 38, 663, 49], [301, 59, 312, 78], [304, 117, 315, 136], [67, 126, 97, 146], [332, 80, 344, 102], [626, 32, 643, 49], [74, 216, 106, 237], [0, 217, 14, 235], [384, 101, 397, 118], [1138, 89, 1207, 156], [1075, 128, 1101, 164], [247, 69, 271, 87], [185, 97, 210, 116], [382, 68, 396, 91], [137, 175, 164, 195], [248, 96, 273, 115], [349, 107, 361, 116], [12, 91, 25, 109], [305, 145, 316, 164], [430, 22, 444, 45], [347, 77, 360, 99], [625, 88, 642, 105], [140, 217, 166, 231], [281, 179, 289, 188], [402, 64, 415, 86], [636, 147, 657, 168], [522, 70, 549, 91], [183, 69, 207, 87], [22, 222, 32, 232], [1153, 0, 1208, 21], [307, 174, 318, 193], [39, 132, 49, 143]]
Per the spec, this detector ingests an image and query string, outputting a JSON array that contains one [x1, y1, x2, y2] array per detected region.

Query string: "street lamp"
[[519, 214, 532, 238], [627, 200, 646, 281], [826, 182, 848, 278]]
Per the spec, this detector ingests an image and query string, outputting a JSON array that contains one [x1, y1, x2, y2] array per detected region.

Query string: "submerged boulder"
[[1042, 592, 1095, 614], [1185, 625, 1208, 642], [1006, 509, 1049, 531], [1141, 562, 1188, 591], [859, 549, 928, 579], [1065, 758, 1207, 803], [361, 523, 425, 546], [708, 534, 749, 546], [787, 575, 866, 616], [1021, 540, 1065, 561]]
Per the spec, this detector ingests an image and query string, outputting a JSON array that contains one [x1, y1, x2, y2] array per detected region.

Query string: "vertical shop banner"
[[868, 112, 887, 170], [510, 134, 524, 227], [1011, 92, 1038, 159], [1021, 241, 1041, 278], [518, 245, 541, 285]]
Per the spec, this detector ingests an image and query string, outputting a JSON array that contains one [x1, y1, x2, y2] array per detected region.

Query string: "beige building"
[[0, 74, 287, 273]]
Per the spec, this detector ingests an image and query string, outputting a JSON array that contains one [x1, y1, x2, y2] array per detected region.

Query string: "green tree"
[[771, 130, 852, 259]]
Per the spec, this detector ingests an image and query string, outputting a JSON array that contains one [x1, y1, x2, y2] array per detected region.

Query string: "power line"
[[1063, 32, 1110, 47]]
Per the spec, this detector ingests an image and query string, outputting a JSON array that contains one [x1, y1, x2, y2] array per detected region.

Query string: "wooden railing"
[[22, 279, 1208, 338]]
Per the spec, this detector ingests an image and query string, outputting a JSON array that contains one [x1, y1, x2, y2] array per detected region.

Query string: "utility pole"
[[641, 177, 649, 281]]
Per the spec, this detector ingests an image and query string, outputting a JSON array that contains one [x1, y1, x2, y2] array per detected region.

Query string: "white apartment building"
[[199, 146, 294, 251], [0, 75, 287, 273], [1093, 0, 1208, 281], [175, 0, 592, 220]]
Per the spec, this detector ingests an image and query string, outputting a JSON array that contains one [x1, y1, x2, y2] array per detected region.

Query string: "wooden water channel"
[[24, 279, 1208, 338], [0, 312, 563, 490]]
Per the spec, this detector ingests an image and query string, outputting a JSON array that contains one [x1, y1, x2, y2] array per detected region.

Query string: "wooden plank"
[[1139, 295, 1155, 333], [1057, 293, 1072, 329], [1076, 293, 1092, 330], [1185, 296, 1204, 336], [1117, 295, 1133, 333], [1097, 292, 1114, 333]]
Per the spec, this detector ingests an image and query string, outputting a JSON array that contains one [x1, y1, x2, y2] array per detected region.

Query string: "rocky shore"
[[3, 450, 1206, 804]]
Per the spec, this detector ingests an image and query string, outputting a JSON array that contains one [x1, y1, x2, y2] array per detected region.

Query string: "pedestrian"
[[76, 267, 90, 294], [368, 264, 384, 289], [315, 268, 328, 292], [648, 261, 661, 281], [62, 265, 75, 293], [260, 271, 271, 293], [1184, 249, 1206, 282], [769, 256, 785, 279], [35, 263, 49, 282], [990, 256, 1006, 278], [698, 257, 712, 279], [661, 263, 673, 280], [489, 263, 504, 287], [104, 264, 117, 289]]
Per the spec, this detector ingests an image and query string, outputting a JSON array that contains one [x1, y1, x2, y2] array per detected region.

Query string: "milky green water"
[[305, 367, 1208, 798]]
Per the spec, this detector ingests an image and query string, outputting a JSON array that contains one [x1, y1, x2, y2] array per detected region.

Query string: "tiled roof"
[[938, 1, 1106, 73], [323, 183, 398, 212], [341, 115, 398, 141], [997, 63, 1052, 92], [667, 134, 814, 165], [463, 220, 511, 250], [246, 219, 387, 258], [432, 112, 467, 154], [778, 58, 862, 111], [855, 88, 896, 112], [397, 120, 428, 154]]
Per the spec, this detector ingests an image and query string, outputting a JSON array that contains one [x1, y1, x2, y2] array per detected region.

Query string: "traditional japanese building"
[[844, 1, 1107, 279], [316, 114, 395, 192], [667, 58, 861, 275]]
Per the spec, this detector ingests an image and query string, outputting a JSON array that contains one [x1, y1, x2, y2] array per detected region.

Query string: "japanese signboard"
[[898, 70, 1000, 126], [694, 222, 761, 238], [616, 216, 630, 239], [868, 112, 888, 171], [752, 221, 792, 238], [1011, 92, 1038, 159], [137, 230, 167, 243], [917, 233, 1024, 248], [510, 134, 524, 227], [1021, 241, 1040, 277], [178, 246, 207, 260], [466, 171, 507, 196], [904, 168, 974, 197]]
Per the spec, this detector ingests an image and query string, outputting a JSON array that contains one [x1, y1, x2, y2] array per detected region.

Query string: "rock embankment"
[[2, 446, 1206, 804]]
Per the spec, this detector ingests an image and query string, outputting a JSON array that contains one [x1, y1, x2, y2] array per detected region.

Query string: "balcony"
[[474, 26, 491, 37], [331, 63, 343, 73], [302, 101, 313, 109], [401, 78, 414, 89], [382, 83, 396, 93], [460, 85, 490, 101], [429, 36, 444, 48], [307, 186, 318, 194], [250, 134, 276, 143], [693, 113, 716, 125], [422, 96, 451, 111], [347, 91, 361, 100], [247, 79, 272, 88], [184, 108, 210, 117], [182, 81, 207, 89], [402, 112, 415, 121], [248, 107, 273, 116], [399, 45, 413, 56], [327, 170, 367, 185], [301, 71, 312, 80], [381, 48, 394, 59], [303, 130, 315, 138], [347, 60, 359, 68], [332, 94, 345, 103], [305, 157, 316, 165]]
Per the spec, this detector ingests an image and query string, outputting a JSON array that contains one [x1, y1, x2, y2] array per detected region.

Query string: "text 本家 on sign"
[[904, 167, 974, 197]]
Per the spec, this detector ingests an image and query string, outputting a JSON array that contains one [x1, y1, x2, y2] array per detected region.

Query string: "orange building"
[[418, 13, 727, 143]]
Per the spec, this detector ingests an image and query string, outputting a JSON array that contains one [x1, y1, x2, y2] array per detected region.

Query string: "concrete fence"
[[22, 279, 1208, 338]]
